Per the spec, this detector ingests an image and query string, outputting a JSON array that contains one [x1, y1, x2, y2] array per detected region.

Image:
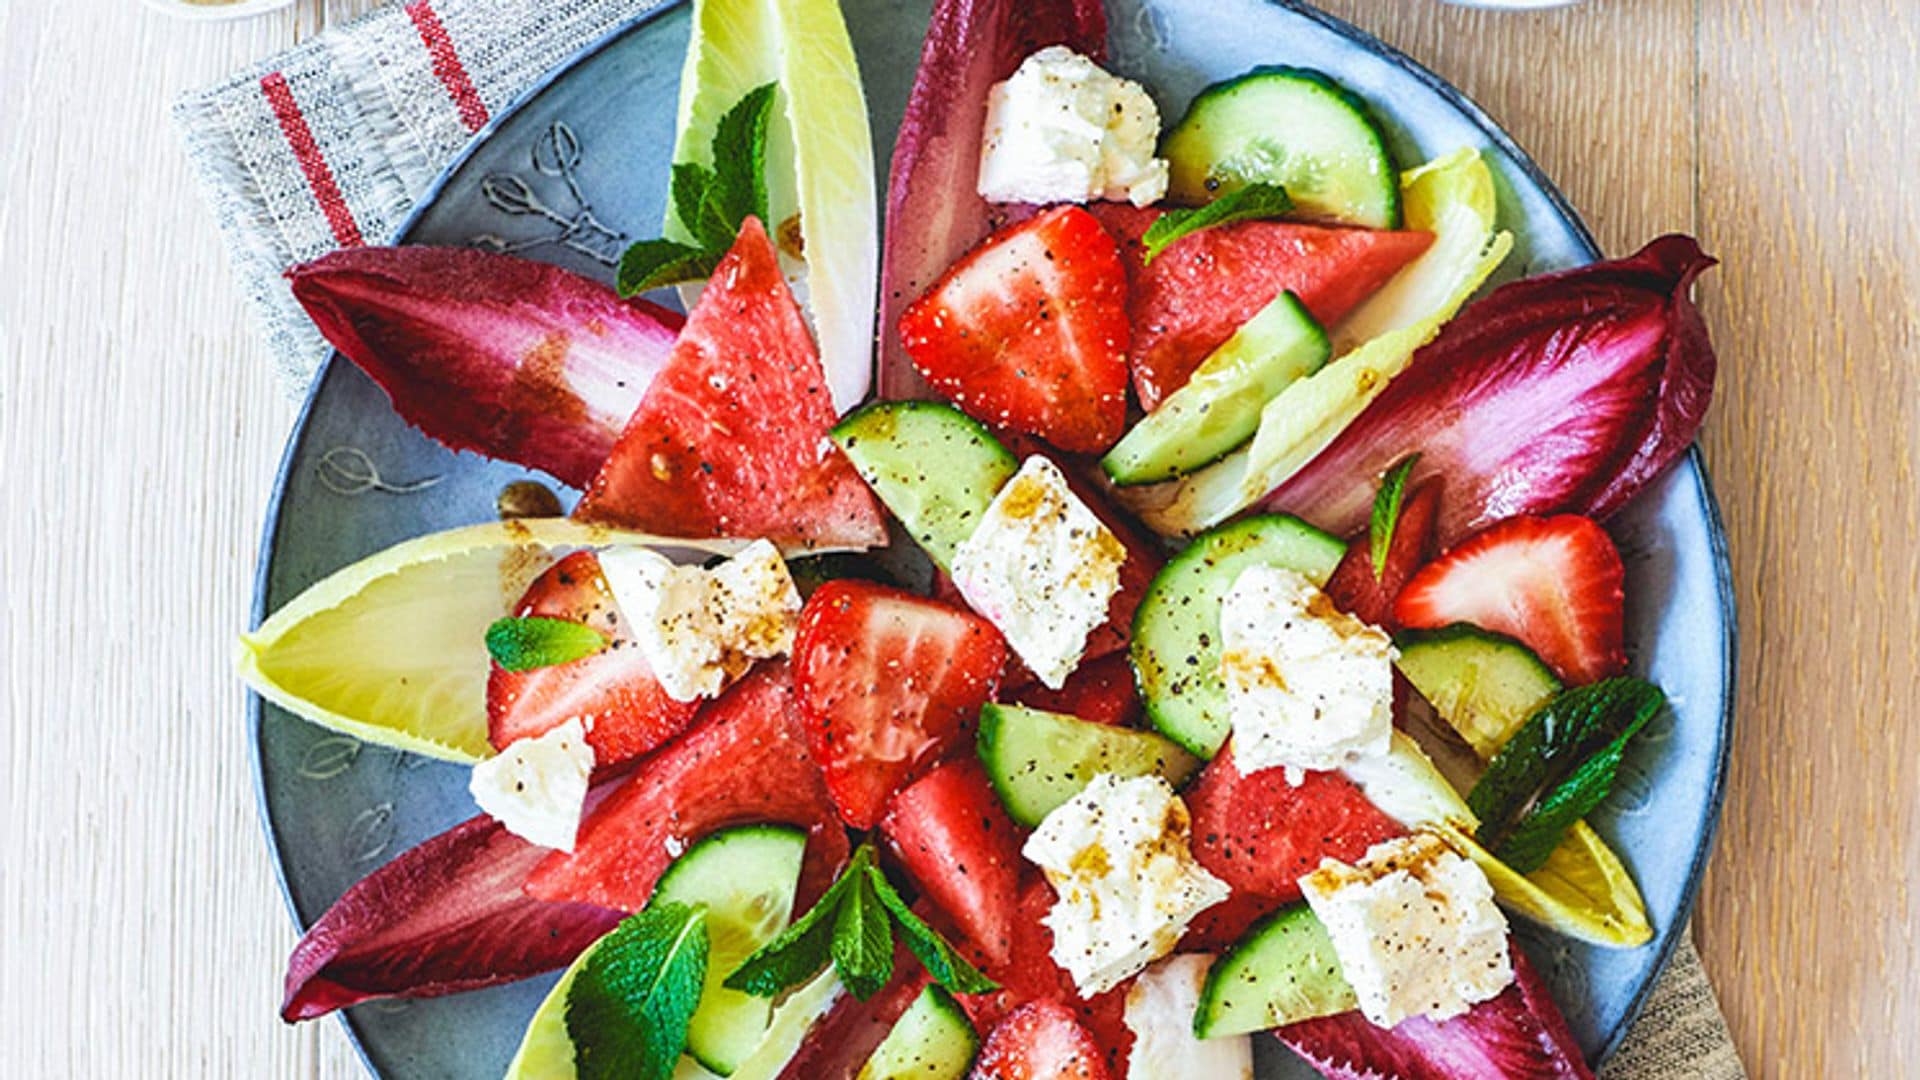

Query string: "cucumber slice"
[[1102, 292, 1330, 486], [856, 985, 979, 1080], [1163, 66, 1399, 229], [977, 703, 1202, 827], [652, 825, 809, 1076], [1395, 626, 1562, 759], [830, 401, 1018, 572], [1131, 515, 1345, 758], [1195, 905, 1358, 1038]]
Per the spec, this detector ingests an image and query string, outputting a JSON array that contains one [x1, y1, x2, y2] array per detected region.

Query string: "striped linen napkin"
[[171, 3, 1745, 1076]]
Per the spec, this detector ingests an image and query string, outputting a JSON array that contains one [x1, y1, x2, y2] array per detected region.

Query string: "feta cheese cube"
[[1301, 832, 1514, 1028], [978, 46, 1170, 207], [1023, 774, 1231, 996], [950, 456, 1127, 689], [1124, 954, 1253, 1080], [468, 718, 595, 851], [1218, 564, 1396, 781], [599, 539, 801, 702]]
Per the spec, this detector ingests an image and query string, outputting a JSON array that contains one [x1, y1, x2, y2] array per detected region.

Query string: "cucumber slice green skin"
[[977, 703, 1203, 827], [1395, 625, 1562, 760], [856, 985, 979, 1080], [652, 825, 809, 1077], [1195, 904, 1358, 1038], [1163, 66, 1401, 229], [1131, 515, 1346, 759], [1103, 292, 1331, 486], [830, 401, 1018, 573]]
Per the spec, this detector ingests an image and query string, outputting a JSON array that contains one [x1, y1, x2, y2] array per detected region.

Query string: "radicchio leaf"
[[281, 808, 623, 1021], [876, 0, 1108, 398], [288, 246, 683, 490], [1276, 946, 1593, 1079], [1258, 235, 1717, 545]]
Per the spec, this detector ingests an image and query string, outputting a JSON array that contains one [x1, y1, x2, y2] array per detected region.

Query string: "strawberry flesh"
[[1006, 652, 1142, 728], [971, 999, 1115, 1080], [1322, 477, 1443, 630], [524, 662, 849, 912], [486, 550, 701, 765], [288, 245, 682, 490], [1394, 514, 1628, 685], [574, 217, 885, 548], [280, 809, 621, 1021], [901, 206, 1131, 453]]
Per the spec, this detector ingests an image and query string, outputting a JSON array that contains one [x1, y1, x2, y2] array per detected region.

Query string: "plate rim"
[[245, 0, 1738, 1071]]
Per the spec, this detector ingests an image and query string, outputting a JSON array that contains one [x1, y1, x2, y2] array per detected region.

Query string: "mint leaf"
[[566, 902, 710, 1080], [617, 84, 778, 297], [1468, 678, 1665, 866], [485, 616, 606, 672], [831, 867, 895, 1000], [1369, 454, 1421, 580], [723, 854, 853, 997], [868, 867, 998, 995], [708, 83, 777, 231], [618, 239, 718, 295], [1142, 183, 1293, 263]]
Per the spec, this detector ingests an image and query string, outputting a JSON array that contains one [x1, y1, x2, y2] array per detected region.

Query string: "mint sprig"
[[619, 83, 779, 296], [1369, 454, 1421, 580], [566, 901, 710, 1080], [1467, 678, 1666, 872], [725, 844, 997, 1000], [1141, 183, 1293, 263], [485, 616, 607, 672]]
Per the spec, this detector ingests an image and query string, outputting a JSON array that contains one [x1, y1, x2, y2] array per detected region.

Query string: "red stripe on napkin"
[[259, 72, 365, 248], [406, 1, 491, 133]]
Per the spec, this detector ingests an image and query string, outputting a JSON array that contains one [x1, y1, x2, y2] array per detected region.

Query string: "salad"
[[239, 0, 1719, 1077]]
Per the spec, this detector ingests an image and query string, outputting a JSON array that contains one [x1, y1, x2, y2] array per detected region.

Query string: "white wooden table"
[[3, 1, 1916, 1076]]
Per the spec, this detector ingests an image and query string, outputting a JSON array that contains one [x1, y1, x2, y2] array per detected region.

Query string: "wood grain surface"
[[2, 0, 1914, 1076]]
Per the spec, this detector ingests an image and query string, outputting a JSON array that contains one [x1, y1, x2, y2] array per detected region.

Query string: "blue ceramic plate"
[[250, 2, 1735, 1075]]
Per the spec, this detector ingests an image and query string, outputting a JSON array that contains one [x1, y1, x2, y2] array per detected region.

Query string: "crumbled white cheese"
[[950, 456, 1127, 689], [1124, 954, 1254, 1080], [1023, 774, 1231, 996], [468, 718, 595, 851], [598, 539, 801, 702], [977, 45, 1170, 207], [1218, 564, 1397, 782], [1301, 832, 1514, 1028]]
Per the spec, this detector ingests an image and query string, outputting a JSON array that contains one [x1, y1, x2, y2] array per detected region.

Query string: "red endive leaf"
[[1276, 947, 1592, 1080], [281, 809, 623, 1021], [1258, 236, 1717, 546], [877, 0, 1107, 398], [288, 246, 683, 489]]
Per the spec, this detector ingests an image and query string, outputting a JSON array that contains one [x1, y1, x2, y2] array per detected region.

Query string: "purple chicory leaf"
[[288, 246, 684, 490], [281, 808, 622, 1021], [877, 0, 1108, 398], [1276, 946, 1592, 1079], [1259, 235, 1717, 546]]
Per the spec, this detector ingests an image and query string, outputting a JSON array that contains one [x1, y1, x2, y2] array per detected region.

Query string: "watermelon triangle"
[[574, 217, 885, 548], [1089, 205, 1434, 411]]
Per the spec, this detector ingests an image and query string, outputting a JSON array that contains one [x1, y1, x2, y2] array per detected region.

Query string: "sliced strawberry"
[[900, 206, 1130, 453], [1393, 514, 1628, 685], [524, 662, 849, 911], [972, 1000, 1114, 1080], [486, 551, 702, 766], [1187, 743, 1407, 905], [1006, 652, 1141, 728], [574, 217, 885, 549], [953, 877, 1135, 1075], [281, 809, 622, 1020], [1322, 477, 1443, 630], [1089, 204, 1434, 410], [882, 758, 1023, 966], [287, 245, 683, 490], [795, 581, 1008, 828], [1277, 946, 1593, 1079]]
